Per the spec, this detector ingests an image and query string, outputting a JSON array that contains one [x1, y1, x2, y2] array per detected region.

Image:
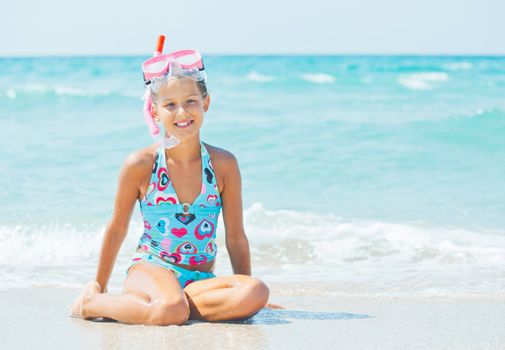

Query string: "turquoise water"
[[1, 56, 504, 295]]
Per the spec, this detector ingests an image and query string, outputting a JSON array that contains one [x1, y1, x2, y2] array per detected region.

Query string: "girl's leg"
[[183, 274, 269, 322], [70, 262, 189, 326]]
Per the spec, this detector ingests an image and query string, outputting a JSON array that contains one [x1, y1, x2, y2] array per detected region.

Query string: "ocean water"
[[1, 55, 504, 296]]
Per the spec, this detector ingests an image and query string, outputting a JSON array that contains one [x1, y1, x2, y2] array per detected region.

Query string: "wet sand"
[[1, 284, 505, 350]]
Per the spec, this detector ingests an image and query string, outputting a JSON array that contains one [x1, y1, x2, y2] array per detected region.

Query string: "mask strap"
[[143, 88, 180, 149]]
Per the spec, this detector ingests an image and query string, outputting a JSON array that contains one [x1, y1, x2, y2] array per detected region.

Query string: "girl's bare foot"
[[266, 303, 285, 309], [70, 281, 102, 319]]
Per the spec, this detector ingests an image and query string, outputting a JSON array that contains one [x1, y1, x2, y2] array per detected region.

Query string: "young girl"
[[70, 41, 271, 325]]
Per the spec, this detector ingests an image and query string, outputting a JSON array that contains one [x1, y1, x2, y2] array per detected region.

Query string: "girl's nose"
[[176, 104, 188, 116]]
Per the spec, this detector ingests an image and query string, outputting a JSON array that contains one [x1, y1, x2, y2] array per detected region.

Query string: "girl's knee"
[[240, 277, 270, 313], [250, 277, 269, 301], [148, 296, 190, 326]]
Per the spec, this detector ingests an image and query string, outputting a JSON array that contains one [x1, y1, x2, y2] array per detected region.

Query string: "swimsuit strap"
[[143, 141, 220, 205]]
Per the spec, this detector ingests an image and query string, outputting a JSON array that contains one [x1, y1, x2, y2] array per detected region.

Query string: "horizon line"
[[1, 52, 505, 59]]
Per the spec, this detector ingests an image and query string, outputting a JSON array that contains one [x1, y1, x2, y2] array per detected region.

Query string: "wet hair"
[[150, 77, 208, 104]]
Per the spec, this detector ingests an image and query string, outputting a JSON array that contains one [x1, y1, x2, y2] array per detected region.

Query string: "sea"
[[0, 55, 504, 297]]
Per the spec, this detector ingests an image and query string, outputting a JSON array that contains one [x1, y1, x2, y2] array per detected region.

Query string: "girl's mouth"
[[174, 120, 194, 128]]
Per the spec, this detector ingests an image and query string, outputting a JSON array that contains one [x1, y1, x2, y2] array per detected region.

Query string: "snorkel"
[[142, 35, 207, 149], [142, 35, 180, 149]]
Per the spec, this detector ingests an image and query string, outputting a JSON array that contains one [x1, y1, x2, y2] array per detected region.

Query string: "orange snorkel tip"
[[155, 35, 165, 56]]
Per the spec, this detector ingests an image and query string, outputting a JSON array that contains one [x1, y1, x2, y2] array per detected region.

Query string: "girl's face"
[[153, 77, 210, 142]]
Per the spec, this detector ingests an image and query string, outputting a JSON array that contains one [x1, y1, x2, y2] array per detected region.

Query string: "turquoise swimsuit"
[[126, 141, 222, 287]]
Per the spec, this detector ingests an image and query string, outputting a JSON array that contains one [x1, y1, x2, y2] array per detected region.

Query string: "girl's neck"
[[164, 135, 201, 165]]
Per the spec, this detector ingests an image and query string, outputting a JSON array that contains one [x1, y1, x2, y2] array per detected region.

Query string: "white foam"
[[398, 72, 449, 90], [2, 204, 505, 295], [0, 224, 103, 265], [2, 204, 504, 269], [9, 84, 112, 97], [244, 203, 505, 295], [246, 71, 276, 82], [54, 86, 88, 96], [244, 203, 505, 265], [300, 73, 336, 84], [6, 89, 16, 99], [442, 62, 473, 71], [54, 86, 111, 97]]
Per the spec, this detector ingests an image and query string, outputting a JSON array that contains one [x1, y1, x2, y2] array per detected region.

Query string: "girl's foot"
[[70, 281, 102, 319]]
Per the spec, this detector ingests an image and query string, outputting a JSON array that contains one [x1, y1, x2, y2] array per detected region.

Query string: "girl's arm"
[[220, 150, 284, 309], [220, 153, 251, 275], [94, 152, 149, 292]]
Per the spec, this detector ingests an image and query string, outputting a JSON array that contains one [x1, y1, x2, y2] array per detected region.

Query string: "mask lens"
[[175, 52, 200, 67], [144, 58, 170, 74]]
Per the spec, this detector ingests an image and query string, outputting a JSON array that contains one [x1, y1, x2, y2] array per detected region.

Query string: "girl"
[[70, 42, 271, 325]]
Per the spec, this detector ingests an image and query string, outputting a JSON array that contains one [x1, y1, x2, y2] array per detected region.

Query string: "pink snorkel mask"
[[142, 35, 206, 149]]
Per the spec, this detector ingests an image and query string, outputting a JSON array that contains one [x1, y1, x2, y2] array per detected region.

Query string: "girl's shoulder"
[[121, 144, 158, 178], [202, 142, 239, 170]]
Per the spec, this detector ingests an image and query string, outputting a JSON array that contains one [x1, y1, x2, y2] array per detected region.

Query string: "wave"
[[397, 72, 449, 90], [404, 107, 505, 143], [0, 223, 104, 266], [244, 203, 505, 265], [246, 71, 276, 82], [442, 62, 473, 71], [300, 73, 336, 84], [1, 203, 504, 296], [449, 107, 505, 121], [5, 89, 16, 99], [1, 203, 504, 268], [1, 84, 140, 99], [244, 204, 505, 296]]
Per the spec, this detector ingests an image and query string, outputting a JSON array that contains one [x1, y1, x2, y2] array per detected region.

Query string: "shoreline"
[[1, 284, 504, 349]]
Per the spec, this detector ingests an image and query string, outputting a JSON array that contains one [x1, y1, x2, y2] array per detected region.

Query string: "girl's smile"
[[174, 119, 194, 128]]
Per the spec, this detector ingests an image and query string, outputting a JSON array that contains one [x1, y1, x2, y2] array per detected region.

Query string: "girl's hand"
[[69, 281, 102, 318]]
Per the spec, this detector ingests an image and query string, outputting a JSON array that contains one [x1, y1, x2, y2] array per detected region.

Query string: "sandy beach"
[[1, 283, 504, 350]]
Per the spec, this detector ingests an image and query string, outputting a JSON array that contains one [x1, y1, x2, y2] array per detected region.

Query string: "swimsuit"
[[126, 141, 222, 288]]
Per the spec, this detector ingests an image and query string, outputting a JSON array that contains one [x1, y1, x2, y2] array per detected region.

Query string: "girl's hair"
[[150, 77, 208, 104]]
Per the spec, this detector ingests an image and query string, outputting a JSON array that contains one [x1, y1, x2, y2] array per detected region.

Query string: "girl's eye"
[[165, 103, 175, 108], [186, 99, 196, 104]]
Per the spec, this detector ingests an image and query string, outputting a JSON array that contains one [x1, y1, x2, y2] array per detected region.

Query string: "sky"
[[0, 0, 504, 56]]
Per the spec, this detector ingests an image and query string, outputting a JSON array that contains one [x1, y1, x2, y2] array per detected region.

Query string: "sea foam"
[[2, 203, 504, 295], [246, 71, 276, 82], [300, 73, 336, 83], [398, 72, 449, 90], [1, 203, 504, 269], [442, 62, 473, 71]]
